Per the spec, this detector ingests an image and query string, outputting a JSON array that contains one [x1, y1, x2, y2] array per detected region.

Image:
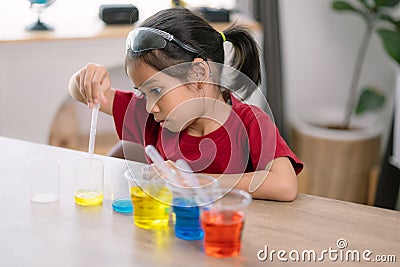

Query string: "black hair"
[[126, 7, 261, 99]]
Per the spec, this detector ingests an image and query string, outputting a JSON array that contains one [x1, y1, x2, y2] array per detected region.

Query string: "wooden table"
[[0, 136, 398, 266]]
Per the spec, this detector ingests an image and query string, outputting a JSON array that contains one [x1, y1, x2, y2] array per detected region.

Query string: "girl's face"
[[126, 60, 205, 132]]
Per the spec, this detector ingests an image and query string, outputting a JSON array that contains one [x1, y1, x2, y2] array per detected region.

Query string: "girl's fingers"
[[96, 69, 111, 104], [100, 72, 111, 104], [166, 160, 178, 170], [82, 64, 110, 108], [148, 162, 175, 180], [78, 69, 87, 103], [84, 67, 94, 108], [75, 64, 108, 108], [144, 164, 161, 179], [91, 69, 103, 106]]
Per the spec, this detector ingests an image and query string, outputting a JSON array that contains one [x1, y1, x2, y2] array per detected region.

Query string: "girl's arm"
[[68, 63, 116, 115], [207, 157, 298, 201]]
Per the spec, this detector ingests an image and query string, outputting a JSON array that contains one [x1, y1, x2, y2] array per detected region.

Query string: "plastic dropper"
[[144, 145, 193, 202], [87, 103, 100, 194], [88, 103, 100, 158], [175, 159, 210, 205]]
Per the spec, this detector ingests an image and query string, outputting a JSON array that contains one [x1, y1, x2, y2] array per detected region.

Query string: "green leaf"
[[332, 1, 366, 17], [374, 0, 400, 7], [355, 87, 385, 114], [380, 14, 396, 24], [379, 15, 400, 29], [377, 29, 400, 64], [332, 1, 358, 11], [358, 0, 373, 10]]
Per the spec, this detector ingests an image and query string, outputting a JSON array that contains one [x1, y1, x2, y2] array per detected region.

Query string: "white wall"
[[0, 39, 125, 143], [279, 0, 397, 135]]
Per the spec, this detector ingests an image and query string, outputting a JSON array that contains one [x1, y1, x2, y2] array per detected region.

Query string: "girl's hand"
[[145, 160, 178, 180], [69, 63, 111, 108]]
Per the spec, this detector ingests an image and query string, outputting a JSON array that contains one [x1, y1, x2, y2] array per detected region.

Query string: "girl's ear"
[[189, 58, 210, 82]]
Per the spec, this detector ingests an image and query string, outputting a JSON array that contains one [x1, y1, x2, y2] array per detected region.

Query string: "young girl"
[[68, 7, 303, 201]]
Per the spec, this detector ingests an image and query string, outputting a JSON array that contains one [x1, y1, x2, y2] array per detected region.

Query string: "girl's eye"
[[150, 87, 162, 94], [132, 87, 145, 97]]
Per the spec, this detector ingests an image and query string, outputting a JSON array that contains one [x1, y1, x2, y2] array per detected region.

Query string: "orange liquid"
[[201, 210, 244, 258]]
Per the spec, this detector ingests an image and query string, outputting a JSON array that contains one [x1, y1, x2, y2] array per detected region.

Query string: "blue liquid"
[[31, 0, 47, 4], [173, 198, 203, 240], [112, 198, 133, 214]]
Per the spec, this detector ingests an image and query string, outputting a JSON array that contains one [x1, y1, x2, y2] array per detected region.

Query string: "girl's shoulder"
[[230, 94, 272, 124]]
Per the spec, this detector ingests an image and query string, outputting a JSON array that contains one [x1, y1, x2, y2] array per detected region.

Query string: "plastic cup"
[[124, 166, 172, 229], [168, 174, 218, 241], [200, 188, 252, 258], [73, 157, 104, 206], [111, 169, 133, 214], [26, 157, 60, 203]]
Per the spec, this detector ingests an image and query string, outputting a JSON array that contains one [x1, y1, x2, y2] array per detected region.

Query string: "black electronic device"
[[196, 7, 230, 22], [99, 4, 139, 25]]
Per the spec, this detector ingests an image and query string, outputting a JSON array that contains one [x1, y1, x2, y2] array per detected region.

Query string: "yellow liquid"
[[130, 186, 172, 229], [74, 190, 103, 206]]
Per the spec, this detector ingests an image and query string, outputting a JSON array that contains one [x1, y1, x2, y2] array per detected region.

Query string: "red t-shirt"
[[113, 90, 303, 175]]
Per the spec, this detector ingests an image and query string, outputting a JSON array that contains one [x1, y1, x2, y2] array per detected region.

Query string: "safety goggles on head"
[[126, 27, 207, 60]]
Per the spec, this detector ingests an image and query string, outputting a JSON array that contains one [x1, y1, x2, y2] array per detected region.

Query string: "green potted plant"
[[333, 0, 400, 129], [291, 0, 400, 204]]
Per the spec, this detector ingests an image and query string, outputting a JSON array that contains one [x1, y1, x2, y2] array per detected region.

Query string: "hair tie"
[[220, 31, 226, 42]]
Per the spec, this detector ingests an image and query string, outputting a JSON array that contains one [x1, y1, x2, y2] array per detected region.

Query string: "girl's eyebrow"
[[133, 79, 156, 92], [138, 79, 157, 89], [134, 79, 161, 93]]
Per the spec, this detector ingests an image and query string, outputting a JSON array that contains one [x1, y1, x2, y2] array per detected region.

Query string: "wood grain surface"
[[0, 136, 398, 267]]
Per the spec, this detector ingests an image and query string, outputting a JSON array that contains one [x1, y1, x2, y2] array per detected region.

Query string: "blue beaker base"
[[175, 228, 204, 241], [112, 198, 133, 214]]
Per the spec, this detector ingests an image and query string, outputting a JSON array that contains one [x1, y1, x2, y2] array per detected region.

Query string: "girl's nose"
[[146, 101, 160, 114]]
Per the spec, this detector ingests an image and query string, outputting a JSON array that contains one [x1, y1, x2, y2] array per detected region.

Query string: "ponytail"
[[223, 24, 261, 99]]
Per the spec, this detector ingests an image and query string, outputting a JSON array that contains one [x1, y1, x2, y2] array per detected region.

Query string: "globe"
[[26, 0, 56, 31]]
